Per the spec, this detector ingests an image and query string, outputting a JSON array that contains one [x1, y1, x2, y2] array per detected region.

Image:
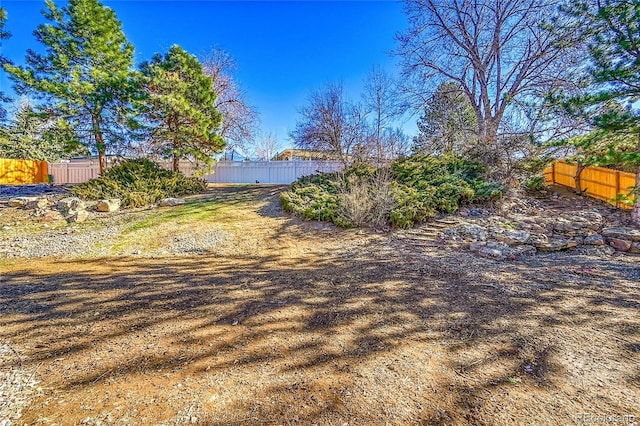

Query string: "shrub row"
[[71, 158, 207, 207], [281, 154, 505, 228]]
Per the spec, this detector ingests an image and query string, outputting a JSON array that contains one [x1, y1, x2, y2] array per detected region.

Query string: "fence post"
[[615, 170, 621, 208]]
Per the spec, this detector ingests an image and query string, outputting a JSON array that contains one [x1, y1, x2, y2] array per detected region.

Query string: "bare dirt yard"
[[1, 185, 638, 425]]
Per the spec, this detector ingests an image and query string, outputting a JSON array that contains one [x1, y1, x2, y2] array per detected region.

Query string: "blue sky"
[[0, 0, 414, 149]]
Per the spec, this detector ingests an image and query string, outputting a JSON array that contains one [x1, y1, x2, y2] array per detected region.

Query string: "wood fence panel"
[[0, 158, 48, 184], [543, 160, 636, 209], [49, 161, 100, 184]]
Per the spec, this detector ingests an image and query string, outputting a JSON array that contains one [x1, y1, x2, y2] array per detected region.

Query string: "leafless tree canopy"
[[362, 66, 410, 163], [251, 131, 283, 160], [290, 82, 367, 165], [201, 47, 259, 155], [397, 0, 575, 176]]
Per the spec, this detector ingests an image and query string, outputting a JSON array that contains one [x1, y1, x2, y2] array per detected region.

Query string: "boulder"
[[96, 199, 121, 213], [583, 234, 605, 246], [601, 227, 640, 242], [456, 224, 488, 241], [67, 209, 90, 223], [8, 197, 37, 208], [608, 237, 632, 252], [57, 197, 86, 213], [159, 198, 185, 207], [629, 242, 640, 254], [41, 210, 65, 222], [533, 237, 578, 252], [25, 198, 49, 210], [494, 229, 531, 246]]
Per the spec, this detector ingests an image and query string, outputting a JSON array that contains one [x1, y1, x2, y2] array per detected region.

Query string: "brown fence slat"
[[543, 160, 636, 209]]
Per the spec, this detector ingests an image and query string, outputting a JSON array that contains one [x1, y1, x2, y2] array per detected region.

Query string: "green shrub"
[[281, 154, 505, 229], [71, 158, 207, 207]]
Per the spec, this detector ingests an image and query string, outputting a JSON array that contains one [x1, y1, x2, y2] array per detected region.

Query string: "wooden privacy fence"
[[544, 160, 636, 209], [47, 159, 343, 185], [49, 160, 101, 184], [0, 158, 49, 184]]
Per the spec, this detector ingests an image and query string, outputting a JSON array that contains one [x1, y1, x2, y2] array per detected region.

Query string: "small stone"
[[583, 234, 605, 246], [629, 242, 640, 254], [608, 237, 632, 252], [96, 199, 121, 212], [159, 198, 185, 207]]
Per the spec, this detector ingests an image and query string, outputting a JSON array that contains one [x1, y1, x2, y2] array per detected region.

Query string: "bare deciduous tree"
[[397, 0, 574, 177], [290, 82, 367, 165], [362, 66, 408, 163], [201, 47, 259, 155], [251, 131, 282, 160]]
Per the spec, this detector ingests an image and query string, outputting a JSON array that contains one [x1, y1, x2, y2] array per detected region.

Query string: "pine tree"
[[4, 0, 135, 173], [0, 7, 11, 120], [412, 82, 477, 156], [137, 45, 225, 171], [0, 100, 86, 161], [560, 0, 640, 224]]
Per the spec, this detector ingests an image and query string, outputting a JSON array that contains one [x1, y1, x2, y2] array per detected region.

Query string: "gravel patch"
[[0, 342, 41, 425], [0, 225, 124, 258], [164, 229, 230, 255]]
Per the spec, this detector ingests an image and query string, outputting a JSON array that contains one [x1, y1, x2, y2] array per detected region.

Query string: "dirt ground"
[[1, 185, 639, 425]]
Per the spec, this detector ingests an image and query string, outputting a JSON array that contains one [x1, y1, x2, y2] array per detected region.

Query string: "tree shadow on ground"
[[1, 244, 639, 424]]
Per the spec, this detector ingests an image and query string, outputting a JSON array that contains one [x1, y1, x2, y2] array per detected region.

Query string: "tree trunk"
[[574, 163, 587, 195], [173, 153, 179, 172], [92, 115, 107, 174]]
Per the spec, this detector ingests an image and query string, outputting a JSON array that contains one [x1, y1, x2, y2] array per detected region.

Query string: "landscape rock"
[[601, 227, 640, 242], [25, 198, 49, 210], [96, 199, 121, 213], [494, 229, 530, 246], [456, 224, 488, 241], [57, 197, 85, 213], [8, 197, 37, 208], [629, 242, 640, 254], [159, 198, 185, 207], [41, 210, 65, 223], [583, 234, 605, 246], [533, 237, 578, 252], [608, 237, 632, 252], [67, 210, 90, 223]]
